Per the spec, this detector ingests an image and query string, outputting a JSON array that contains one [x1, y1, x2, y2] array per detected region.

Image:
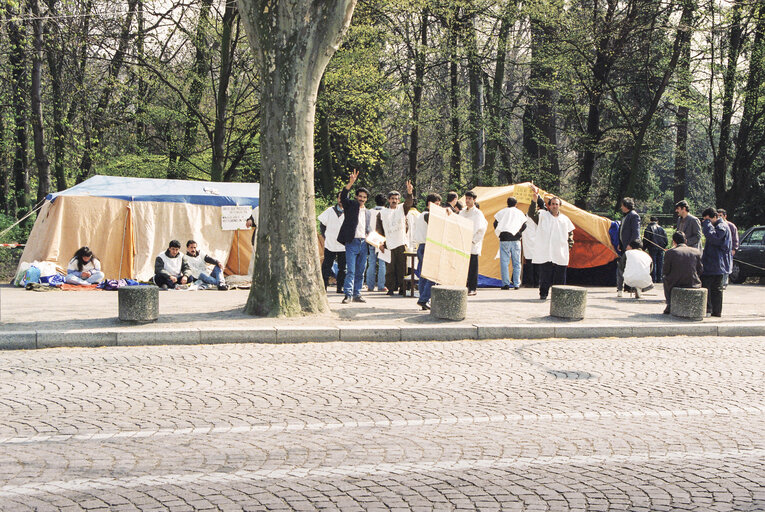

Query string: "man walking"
[[717, 208, 739, 289], [700, 207, 731, 317], [376, 181, 414, 295], [529, 184, 575, 300], [460, 190, 488, 296], [493, 196, 527, 289], [675, 200, 702, 250], [337, 170, 370, 304], [662, 231, 703, 314], [318, 192, 346, 293], [365, 194, 387, 292], [413, 193, 442, 310], [643, 216, 668, 283], [617, 197, 641, 297]]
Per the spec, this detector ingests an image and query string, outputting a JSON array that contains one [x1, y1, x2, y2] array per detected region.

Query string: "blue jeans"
[[366, 245, 386, 291], [499, 240, 522, 288], [65, 270, 105, 285], [416, 243, 434, 304], [649, 249, 664, 283], [343, 238, 366, 297], [197, 266, 223, 286]]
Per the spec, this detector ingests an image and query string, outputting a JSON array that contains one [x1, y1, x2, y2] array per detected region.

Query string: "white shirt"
[[185, 252, 213, 279], [354, 205, 367, 239], [533, 210, 575, 266], [623, 249, 653, 289], [67, 257, 101, 273], [413, 210, 429, 246], [460, 206, 488, 255], [406, 209, 419, 250], [379, 206, 407, 249], [318, 206, 345, 252], [522, 216, 538, 261], [494, 206, 526, 238]]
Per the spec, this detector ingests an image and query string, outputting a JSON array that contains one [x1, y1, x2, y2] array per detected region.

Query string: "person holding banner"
[[460, 191, 488, 296], [413, 193, 442, 310], [493, 196, 527, 290], [529, 184, 575, 300], [376, 181, 414, 296]]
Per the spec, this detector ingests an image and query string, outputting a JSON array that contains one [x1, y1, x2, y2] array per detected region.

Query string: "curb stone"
[[0, 331, 36, 350], [117, 329, 201, 346], [400, 325, 478, 341], [476, 325, 555, 340], [37, 330, 117, 349], [275, 326, 339, 343], [200, 327, 277, 344], [340, 326, 401, 342]]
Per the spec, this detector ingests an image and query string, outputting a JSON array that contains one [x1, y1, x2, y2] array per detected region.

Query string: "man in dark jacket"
[[717, 208, 739, 289], [617, 197, 641, 297], [662, 231, 703, 314], [701, 207, 731, 317], [337, 170, 370, 304], [675, 200, 702, 250], [154, 239, 192, 289], [643, 216, 668, 283]]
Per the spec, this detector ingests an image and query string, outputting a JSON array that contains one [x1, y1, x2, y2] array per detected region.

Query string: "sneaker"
[[342, 295, 351, 304], [382, 287, 389, 293], [617, 290, 623, 298], [468, 290, 477, 296], [501, 285, 511, 290], [352, 296, 366, 303]]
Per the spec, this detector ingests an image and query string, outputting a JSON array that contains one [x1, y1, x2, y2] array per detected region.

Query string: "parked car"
[[730, 225, 765, 283]]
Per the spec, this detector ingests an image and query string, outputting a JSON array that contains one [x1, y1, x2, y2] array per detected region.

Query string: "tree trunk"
[[238, 0, 356, 317], [136, 0, 146, 145], [211, 1, 237, 182], [316, 77, 335, 196], [30, 0, 51, 203], [463, 11, 484, 179], [44, 0, 67, 191], [448, 12, 461, 187], [7, 4, 31, 219], [408, 9, 428, 190], [673, 3, 693, 205], [713, 0, 743, 205]]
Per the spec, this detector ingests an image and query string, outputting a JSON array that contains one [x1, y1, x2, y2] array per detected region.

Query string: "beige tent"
[[20, 175, 259, 280]]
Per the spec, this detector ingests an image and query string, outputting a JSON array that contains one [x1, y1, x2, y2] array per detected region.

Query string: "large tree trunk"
[[463, 11, 484, 180], [7, 3, 31, 219], [44, 0, 67, 191], [211, 1, 237, 182], [448, 12, 461, 187], [30, 0, 51, 203], [673, 5, 693, 206], [238, 0, 356, 317], [408, 9, 428, 189]]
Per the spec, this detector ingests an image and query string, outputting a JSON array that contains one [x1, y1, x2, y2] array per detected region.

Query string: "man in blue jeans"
[[185, 240, 228, 290], [493, 196, 527, 289], [337, 170, 370, 304]]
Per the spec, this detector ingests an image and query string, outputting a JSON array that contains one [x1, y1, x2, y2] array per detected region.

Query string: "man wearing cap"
[[675, 200, 702, 250], [460, 190, 488, 296]]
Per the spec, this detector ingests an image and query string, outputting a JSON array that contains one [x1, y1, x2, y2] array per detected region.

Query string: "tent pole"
[[119, 203, 130, 279]]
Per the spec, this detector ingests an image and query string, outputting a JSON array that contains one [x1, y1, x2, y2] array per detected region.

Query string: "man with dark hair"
[[675, 200, 702, 250], [318, 192, 346, 293], [376, 181, 414, 295], [700, 207, 731, 317], [662, 231, 703, 314], [717, 208, 739, 289], [460, 190, 488, 295], [154, 239, 192, 290], [493, 196, 527, 289], [412, 193, 442, 310], [185, 240, 228, 290], [338, 170, 370, 304], [620, 239, 653, 298], [617, 197, 641, 297], [529, 184, 575, 300], [446, 191, 459, 212], [643, 216, 668, 283], [365, 194, 388, 292]]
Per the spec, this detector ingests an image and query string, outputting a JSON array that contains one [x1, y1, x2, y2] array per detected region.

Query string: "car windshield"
[[742, 228, 765, 246]]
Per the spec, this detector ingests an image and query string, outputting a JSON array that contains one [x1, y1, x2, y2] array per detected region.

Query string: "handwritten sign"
[[512, 183, 534, 204], [421, 205, 472, 286], [221, 206, 253, 231]]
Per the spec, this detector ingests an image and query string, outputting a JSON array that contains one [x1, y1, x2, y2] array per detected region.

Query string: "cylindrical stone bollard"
[[118, 286, 160, 323], [550, 285, 587, 320], [430, 285, 468, 321], [670, 287, 707, 320]]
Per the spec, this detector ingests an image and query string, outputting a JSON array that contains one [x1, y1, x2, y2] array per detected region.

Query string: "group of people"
[[319, 171, 739, 317], [153, 239, 229, 290]]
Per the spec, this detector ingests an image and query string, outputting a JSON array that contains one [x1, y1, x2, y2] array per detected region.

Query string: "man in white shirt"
[[529, 184, 575, 300], [377, 181, 414, 295], [460, 190, 488, 295], [318, 192, 345, 293], [493, 196, 527, 290], [620, 239, 654, 298], [185, 240, 228, 290], [365, 194, 387, 292], [413, 193, 442, 310]]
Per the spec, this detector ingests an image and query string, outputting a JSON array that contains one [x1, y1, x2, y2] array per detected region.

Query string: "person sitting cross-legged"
[[154, 239, 192, 290], [66, 246, 105, 285]]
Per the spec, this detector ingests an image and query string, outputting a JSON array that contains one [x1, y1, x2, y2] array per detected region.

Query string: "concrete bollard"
[[430, 285, 468, 321], [670, 287, 707, 321], [119, 286, 160, 323], [550, 285, 587, 320]]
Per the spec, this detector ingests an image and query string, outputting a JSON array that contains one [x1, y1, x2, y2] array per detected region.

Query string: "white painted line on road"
[[1, 447, 764, 498], [0, 405, 763, 445]]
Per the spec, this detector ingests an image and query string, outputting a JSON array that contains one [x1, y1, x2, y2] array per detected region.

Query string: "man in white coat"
[[318, 193, 346, 293], [621, 239, 654, 298], [376, 181, 414, 295], [529, 184, 575, 300], [460, 190, 488, 295], [493, 196, 527, 290]]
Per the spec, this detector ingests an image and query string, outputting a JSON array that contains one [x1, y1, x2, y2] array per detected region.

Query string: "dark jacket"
[[643, 222, 668, 253], [337, 188, 364, 246], [619, 209, 641, 253], [663, 244, 703, 290], [701, 218, 732, 276]]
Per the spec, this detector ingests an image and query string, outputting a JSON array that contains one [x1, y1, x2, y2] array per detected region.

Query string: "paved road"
[[0, 337, 763, 511]]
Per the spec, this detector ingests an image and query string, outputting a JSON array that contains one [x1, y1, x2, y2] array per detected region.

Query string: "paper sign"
[[221, 206, 253, 230], [365, 231, 385, 250], [420, 206, 473, 286], [512, 183, 534, 204]]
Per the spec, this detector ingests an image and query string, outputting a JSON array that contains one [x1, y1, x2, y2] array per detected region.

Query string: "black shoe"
[[419, 303, 430, 311], [711, 313, 721, 317], [336, 289, 344, 294], [342, 295, 351, 304], [386, 290, 395, 296], [540, 295, 547, 300], [353, 296, 366, 303], [217, 284, 229, 291], [501, 285, 511, 290], [663, 307, 670, 314]]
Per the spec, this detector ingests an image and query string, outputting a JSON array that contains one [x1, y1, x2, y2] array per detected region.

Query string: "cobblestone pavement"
[[0, 337, 763, 511]]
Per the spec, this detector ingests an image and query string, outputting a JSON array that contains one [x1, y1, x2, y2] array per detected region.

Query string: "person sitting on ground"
[[185, 240, 228, 290], [66, 246, 105, 285], [620, 239, 654, 299], [662, 231, 703, 314], [154, 239, 192, 289]]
